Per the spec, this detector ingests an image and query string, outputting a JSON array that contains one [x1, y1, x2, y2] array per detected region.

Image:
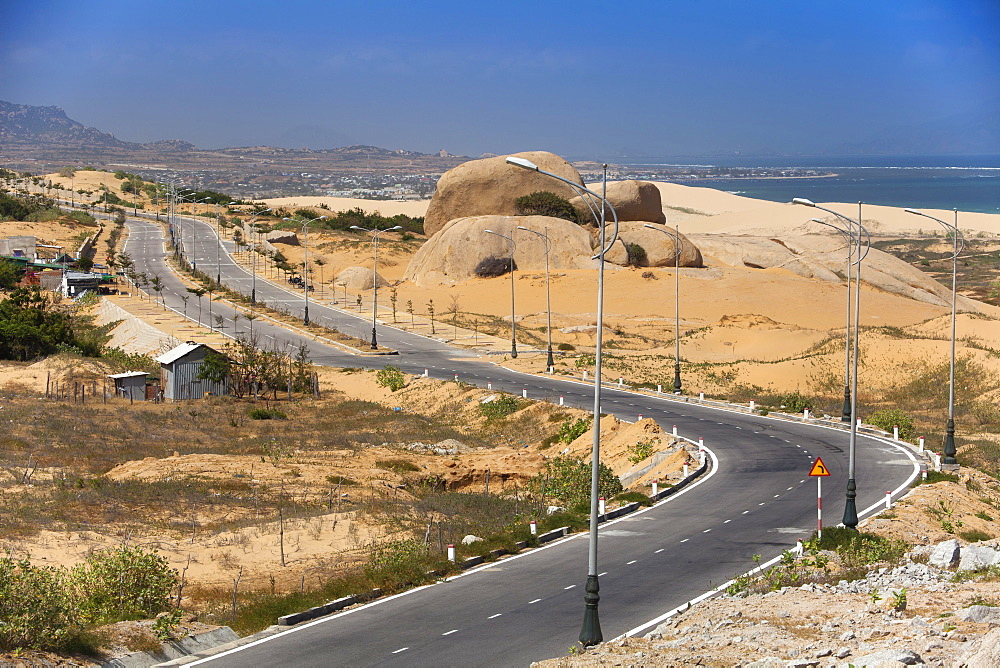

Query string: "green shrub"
[[613, 491, 653, 507], [375, 458, 421, 473], [365, 538, 429, 584], [912, 470, 960, 487], [777, 391, 812, 413], [810, 527, 907, 569], [866, 408, 916, 441], [537, 456, 623, 512], [248, 407, 287, 420], [70, 545, 177, 624], [479, 393, 522, 420], [513, 191, 580, 224], [960, 529, 993, 543], [627, 437, 657, 464], [0, 558, 80, 650], [375, 365, 406, 392], [558, 417, 591, 444], [557, 342, 575, 351], [626, 242, 648, 267]]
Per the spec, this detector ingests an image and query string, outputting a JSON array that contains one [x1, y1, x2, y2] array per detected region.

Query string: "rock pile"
[[532, 538, 1000, 668]]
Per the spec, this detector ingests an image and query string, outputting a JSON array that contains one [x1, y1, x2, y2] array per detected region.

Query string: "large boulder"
[[616, 222, 703, 267], [403, 215, 593, 287], [335, 266, 388, 291], [569, 180, 666, 225], [423, 151, 584, 237]]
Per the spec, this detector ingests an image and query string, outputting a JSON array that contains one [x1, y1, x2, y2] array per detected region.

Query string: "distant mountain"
[[827, 104, 1000, 156], [0, 99, 141, 148]]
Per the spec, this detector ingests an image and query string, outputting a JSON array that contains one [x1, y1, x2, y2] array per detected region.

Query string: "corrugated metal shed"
[[108, 371, 149, 401], [156, 342, 230, 401]]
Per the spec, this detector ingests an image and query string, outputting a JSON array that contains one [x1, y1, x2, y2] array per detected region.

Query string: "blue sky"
[[1, 0, 997, 158]]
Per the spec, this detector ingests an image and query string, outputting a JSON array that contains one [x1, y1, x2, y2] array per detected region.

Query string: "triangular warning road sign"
[[809, 457, 831, 477]]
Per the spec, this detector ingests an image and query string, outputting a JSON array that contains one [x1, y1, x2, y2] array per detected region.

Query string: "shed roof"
[[108, 371, 149, 379], [155, 342, 207, 365]]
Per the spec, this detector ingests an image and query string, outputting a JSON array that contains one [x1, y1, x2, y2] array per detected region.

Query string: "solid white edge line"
[[189, 445, 720, 665], [617, 434, 920, 642], [617, 553, 785, 640]]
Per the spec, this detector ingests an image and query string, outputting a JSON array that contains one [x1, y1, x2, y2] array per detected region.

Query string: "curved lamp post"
[[642, 224, 684, 393], [242, 208, 273, 304], [350, 225, 402, 349], [809, 216, 858, 423], [485, 229, 518, 358], [516, 225, 554, 369], [179, 194, 211, 271], [507, 155, 619, 647], [905, 208, 964, 465], [793, 198, 869, 529], [284, 215, 327, 325]]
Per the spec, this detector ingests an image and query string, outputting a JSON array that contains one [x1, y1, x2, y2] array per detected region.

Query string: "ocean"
[[615, 155, 1000, 214]]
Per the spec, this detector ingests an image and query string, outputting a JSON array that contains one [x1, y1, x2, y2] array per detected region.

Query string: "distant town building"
[[61, 271, 101, 297], [156, 342, 230, 401]]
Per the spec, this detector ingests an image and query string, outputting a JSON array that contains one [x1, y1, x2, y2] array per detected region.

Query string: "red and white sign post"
[[809, 457, 831, 539]]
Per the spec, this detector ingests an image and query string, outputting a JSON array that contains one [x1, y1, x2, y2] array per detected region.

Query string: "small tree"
[[196, 349, 231, 385], [406, 299, 414, 326], [187, 287, 206, 324], [427, 299, 436, 334], [448, 294, 461, 339], [376, 364, 406, 392], [149, 274, 165, 307], [389, 286, 398, 323]]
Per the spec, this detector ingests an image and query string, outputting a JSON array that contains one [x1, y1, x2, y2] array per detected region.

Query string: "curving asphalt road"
[[119, 213, 918, 666]]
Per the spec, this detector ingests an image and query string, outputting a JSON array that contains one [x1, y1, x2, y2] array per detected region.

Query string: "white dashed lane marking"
[[627, 560, 637, 565], [528, 598, 542, 604], [680, 538, 689, 543], [564, 585, 576, 590], [723, 519, 731, 524], [655, 548, 664, 553], [442, 630, 458, 636], [392, 648, 408, 654], [488, 614, 502, 619]]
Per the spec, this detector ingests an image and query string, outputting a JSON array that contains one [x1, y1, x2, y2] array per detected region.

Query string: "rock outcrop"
[[423, 151, 584, 237], [615, 222, 703, 267], [403, 215, 594, 287], [690, 233, 982, 311], [569, 180, 666, 225], [334, 266, 388, 291]]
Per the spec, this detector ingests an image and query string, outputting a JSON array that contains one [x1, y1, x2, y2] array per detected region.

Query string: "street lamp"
[[349, 225, 402, 350], [793, 198, 869, 529], [517, 225, 555, 369], [507, 155, 619, 647], [642, 224, 684, 393], [214, 201, 224, 285], [243, 208, 273, 304], [178, 194, 211, 271], [809, 216, 858, 424], [905, 208, 964, 465], [284, 215, 327, 325], [485, 229, 519, 358]]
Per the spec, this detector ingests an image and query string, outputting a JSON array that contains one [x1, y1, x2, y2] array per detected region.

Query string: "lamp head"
[[390, 225, 402, 230], [904, 208, 921, 215], [810, 218, 826, 224], [349, 225, 361, 230], [485, 229, 495, 234], [792, 198, 816, 207], [505, 156, 539, 171]]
